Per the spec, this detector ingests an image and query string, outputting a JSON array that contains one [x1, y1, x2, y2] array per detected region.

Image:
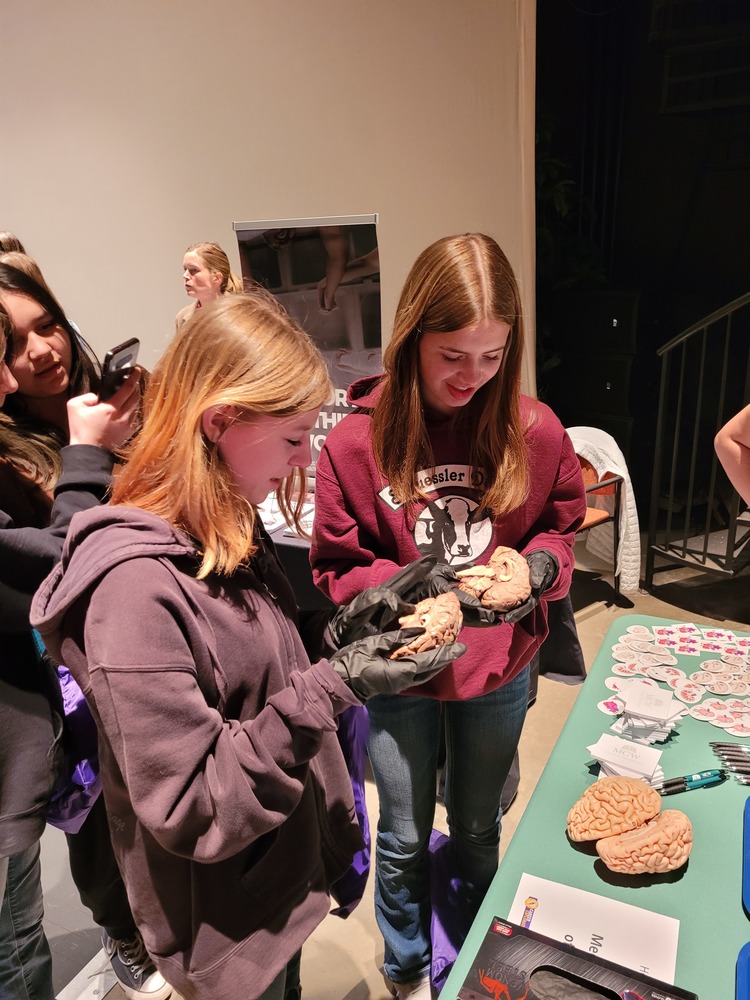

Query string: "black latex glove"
[[380, 555, 451, 602], [503, 549, 559, 625], [327, 586, 414, 648], [329, 629, 467, 701], [383, 555, 501, 628], [451, 588, 504, 628]]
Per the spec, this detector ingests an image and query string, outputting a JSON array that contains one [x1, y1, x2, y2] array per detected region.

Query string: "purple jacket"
[[32, 505, 362, 1000], [0, 444, 114, 857]]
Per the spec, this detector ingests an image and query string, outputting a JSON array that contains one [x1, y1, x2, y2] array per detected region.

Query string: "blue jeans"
[[366, 667, 530, 984], [0, 843, 54, 1000]]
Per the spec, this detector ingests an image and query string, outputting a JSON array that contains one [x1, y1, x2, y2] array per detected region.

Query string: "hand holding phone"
[[68, 373, 142, 451], [98, 338, 140, 401]]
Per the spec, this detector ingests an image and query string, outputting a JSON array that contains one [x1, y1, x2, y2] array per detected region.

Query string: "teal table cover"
[[439, 614, 750, 1000]]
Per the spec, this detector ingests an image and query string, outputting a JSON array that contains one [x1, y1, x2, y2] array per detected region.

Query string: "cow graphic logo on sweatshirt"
[[413, 494, 493, 566], [377, 463, 493, 566]]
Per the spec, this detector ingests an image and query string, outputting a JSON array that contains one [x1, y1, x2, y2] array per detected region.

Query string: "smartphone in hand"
[[98, 338, 140, 401]]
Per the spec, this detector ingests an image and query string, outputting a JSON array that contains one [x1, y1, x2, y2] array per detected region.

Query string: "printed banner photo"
[[233, 214, 381, 473]]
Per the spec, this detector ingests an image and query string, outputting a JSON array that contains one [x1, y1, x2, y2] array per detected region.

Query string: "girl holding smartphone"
[[0, 259, 167, 1000]]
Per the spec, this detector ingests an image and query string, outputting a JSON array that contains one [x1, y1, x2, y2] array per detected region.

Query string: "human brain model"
[[566, 776, 661, 842], [595, 810, 693, 875], [455, 546, 531, 612], [566, 776, 692, 875], [389, 591, 463, 660]]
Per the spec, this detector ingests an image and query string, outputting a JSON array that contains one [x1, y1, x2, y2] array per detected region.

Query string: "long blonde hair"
[[185, 241, 244, 294], [372, 233, 529, 517], [113, 291, 331, 577]]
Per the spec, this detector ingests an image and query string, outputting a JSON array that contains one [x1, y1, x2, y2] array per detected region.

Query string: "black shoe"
[[101, 929, 172, 1000]]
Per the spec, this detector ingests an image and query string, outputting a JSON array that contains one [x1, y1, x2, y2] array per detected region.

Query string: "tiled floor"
[[40, 538, 750, 999]]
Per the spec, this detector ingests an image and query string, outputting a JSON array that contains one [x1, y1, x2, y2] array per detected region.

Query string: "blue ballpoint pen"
[[654, 769, 726, 795]]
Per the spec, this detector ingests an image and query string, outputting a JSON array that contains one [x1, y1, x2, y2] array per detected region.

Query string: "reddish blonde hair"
[[113, 292, 331, 577]]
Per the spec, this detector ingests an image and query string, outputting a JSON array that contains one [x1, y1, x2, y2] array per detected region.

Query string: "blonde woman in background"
[[176, 241, 243, 330], [0, 232, 26, 254]]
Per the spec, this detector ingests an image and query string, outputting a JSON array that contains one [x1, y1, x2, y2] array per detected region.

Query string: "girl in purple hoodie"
[[33, 291, 465, 1000]]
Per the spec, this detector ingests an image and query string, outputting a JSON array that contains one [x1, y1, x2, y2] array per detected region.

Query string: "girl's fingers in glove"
[[349, 627, 424, 656], [502, 596, 537, 625], [380, 627, 426, 656], [400, 641, 468, 684], [330, 589, 415, 645], [329, 628, 456, 700], [381, 556, 439, 598], [361, 590, 415, 629], [383, 556, 463, 602], [453, 589, 503, 628]]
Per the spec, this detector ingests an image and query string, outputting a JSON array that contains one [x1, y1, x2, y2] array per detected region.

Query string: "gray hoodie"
[[32, 504, 361, 1000]]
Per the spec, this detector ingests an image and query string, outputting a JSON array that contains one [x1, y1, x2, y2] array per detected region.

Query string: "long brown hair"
[[113, 291, 332, 578], [0, 232, 25, 254], [0, 303, 54, 524], [0, 260, 101, 490], [372, 233, 529, 516]]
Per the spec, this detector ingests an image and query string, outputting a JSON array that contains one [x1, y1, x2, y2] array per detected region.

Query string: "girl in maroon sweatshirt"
[[311, 233, 586, 998]]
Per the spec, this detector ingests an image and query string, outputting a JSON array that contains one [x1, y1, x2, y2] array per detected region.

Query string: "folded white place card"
[[622, 684, 678, 722], [587, 733, 663, 780], [610, 688, 685, 745], [610, 717, 675, 746], [508, 872, 679, 982], [598, 760, 665, 783]]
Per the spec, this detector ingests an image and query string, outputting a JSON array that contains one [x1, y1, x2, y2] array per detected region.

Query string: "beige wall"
[[1, 0, 537, 390]]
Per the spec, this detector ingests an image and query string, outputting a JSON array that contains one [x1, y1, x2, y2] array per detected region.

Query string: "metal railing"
[[645, 292, 750, 590]]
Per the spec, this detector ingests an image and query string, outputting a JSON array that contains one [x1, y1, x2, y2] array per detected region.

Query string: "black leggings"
[[65, 795, 135, 941]]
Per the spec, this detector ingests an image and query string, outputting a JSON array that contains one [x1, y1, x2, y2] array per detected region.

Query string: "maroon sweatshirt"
[[311, 377, 586, 700], [31, 505, 362, 1000]]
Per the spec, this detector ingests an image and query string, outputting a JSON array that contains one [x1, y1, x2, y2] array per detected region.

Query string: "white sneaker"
[[383, 971, 432, 999]]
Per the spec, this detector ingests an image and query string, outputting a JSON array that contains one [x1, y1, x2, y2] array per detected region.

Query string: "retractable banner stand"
[[233, 215, 381, 477]]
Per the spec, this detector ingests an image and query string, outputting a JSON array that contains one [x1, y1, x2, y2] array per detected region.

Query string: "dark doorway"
[[536, 0, 750, 520]]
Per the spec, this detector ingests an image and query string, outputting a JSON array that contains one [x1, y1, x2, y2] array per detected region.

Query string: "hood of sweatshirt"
[[346, 374, 383, 408], [31, 505, 198, 650]]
